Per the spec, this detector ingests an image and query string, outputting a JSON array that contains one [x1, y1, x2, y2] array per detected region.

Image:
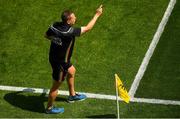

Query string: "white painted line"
[[132, 97, 180, 106], [129, 0, 177, 98], [0, 85, 180, 106]]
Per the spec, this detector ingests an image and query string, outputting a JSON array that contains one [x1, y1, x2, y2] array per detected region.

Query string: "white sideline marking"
[[129, 0, 177, 98], [0, 85, 180, 106], [132, 98, 180, 106]]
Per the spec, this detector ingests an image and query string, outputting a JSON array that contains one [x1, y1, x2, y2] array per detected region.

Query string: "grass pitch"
[[136, 0, 180, 101], [0, 0, 169, 94], [0, 0, 180, 118]]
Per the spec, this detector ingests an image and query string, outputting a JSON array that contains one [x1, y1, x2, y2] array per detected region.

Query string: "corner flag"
[[115, 74, 130, 103]]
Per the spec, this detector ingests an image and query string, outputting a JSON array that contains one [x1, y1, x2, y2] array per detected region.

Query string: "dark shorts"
[[49, 59, 72, 81]]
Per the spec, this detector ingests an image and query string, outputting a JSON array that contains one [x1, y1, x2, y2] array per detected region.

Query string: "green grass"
[[136, 0, 180, 100], [0, 0, 169, 95], [1, 0, 180, 118], [0, 90, 180, 118]]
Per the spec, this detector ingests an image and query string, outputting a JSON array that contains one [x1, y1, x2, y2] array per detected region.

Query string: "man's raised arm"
[[81, 5, 103, 34]]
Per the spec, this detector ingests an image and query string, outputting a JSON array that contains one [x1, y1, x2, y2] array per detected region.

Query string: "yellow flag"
[[115, 74, 130, 103]]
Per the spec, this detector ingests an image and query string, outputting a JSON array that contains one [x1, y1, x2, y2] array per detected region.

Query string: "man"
[[45, 5, 103, 114]]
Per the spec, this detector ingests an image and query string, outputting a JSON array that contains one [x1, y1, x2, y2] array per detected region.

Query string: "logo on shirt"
[[51, 37, 62, 46]]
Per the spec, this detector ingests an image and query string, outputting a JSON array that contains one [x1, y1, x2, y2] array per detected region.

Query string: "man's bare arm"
[[81, 5, 103, 34]]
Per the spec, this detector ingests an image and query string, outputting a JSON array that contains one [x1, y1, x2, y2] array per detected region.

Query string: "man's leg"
[[66, 65, 87, 102], [46, 71, 65, 114], [67, 65, 76, 96], [47, 80, 62, 109]]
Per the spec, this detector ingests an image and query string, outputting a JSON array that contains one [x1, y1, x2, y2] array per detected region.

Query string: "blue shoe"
[[67, 93, 87, 103], [46, 106, 64, 114]]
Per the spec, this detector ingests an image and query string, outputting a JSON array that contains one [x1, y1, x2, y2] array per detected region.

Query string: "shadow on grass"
[[86, 114, 116, 118], [4, 91, 67, 113]]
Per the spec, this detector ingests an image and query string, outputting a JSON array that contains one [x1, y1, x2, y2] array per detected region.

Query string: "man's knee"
[[68, 66, 76, 78], [50, 80, 61, 91]]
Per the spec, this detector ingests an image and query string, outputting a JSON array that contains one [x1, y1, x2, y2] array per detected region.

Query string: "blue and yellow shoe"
[[46, 106, 64, 114], [67, 93, 87, 103]]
